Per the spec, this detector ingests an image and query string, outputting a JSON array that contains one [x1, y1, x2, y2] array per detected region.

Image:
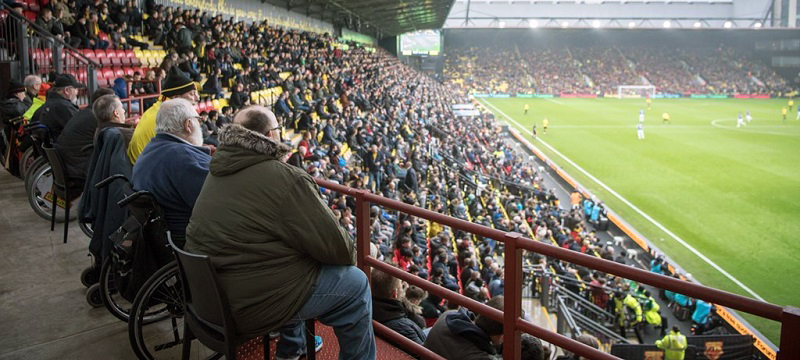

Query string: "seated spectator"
[[215, 106, 233, 128], [555, 334, 600, 360], [132, 98, 210, 243], [202, 68, 224, 99], [128, 67, 200, 163], [0, 80, 30, 174], [424, 295, 505, 359], [229, 83, 250, 111], [184, 106, 375, 359], [22, 75, 42, 107], [371, 268, 426, 345], [113, 77, 140, 114], [32, 74, 84, 142], [55, 88, 117, 181], [520, 334, 547, 360]]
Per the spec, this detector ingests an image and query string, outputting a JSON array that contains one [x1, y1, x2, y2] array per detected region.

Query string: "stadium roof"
[[266, 0, 456, 37], [444, 0, 783, 29]]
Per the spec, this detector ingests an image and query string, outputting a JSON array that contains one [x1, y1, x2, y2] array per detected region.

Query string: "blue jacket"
[[692, 300, 712, 325], [591, 204, 602, 222], [132, 133, 211, 240], [583, 199, 593, 216]]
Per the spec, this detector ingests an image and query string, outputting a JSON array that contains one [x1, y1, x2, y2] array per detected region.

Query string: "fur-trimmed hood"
[[210, 124, 292, 176]]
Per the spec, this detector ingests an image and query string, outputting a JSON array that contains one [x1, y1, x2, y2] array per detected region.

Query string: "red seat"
[[132, 66, 143, 75], [98, 32, 109, 43], [114, 68, 125, 78], [95, 51, 108, 65], [102, 68, 114, 80], [111, 50, 123, 65], [23, 10, 35, 21]]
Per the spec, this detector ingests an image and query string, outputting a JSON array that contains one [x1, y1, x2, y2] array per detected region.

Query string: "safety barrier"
[[315, 178, 799, 360]]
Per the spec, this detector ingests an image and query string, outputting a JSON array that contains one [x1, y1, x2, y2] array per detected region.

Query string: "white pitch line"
[[480, 99, 766, 301], [710, 119, 800, 137]]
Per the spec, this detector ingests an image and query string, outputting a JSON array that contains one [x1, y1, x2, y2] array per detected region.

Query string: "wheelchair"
[[22, 122, 84, 224], [82, 175, 210, 359]]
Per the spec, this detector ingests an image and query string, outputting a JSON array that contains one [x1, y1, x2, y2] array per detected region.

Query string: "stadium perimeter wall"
[[496, 119, 779, 359]]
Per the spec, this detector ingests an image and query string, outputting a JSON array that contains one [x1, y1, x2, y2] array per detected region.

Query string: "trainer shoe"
[[274, 336, 323, 360]]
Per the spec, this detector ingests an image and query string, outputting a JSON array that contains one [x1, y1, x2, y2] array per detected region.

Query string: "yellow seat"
[[212, 99, 221, 110]]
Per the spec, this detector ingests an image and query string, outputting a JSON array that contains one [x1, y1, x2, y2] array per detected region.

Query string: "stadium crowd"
[[445, 44, 792, 96], [1, 0, 727, 358]]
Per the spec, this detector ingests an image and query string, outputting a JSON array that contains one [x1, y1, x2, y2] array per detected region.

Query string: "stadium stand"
[[445, 44, 792, 96], [0, 0, 796, 358]]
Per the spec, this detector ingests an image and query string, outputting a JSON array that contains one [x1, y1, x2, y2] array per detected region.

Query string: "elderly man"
[[132, 98, 210, 243], [127, 67, 199, 163], [56, 88, 117, 180], [23, 75, 43, 107], [31, 74, 84, 141], [185, 106, 375, 360]]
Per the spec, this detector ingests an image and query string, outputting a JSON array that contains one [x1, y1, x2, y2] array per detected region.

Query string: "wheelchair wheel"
[[99, 258, 135, 322], [128, 262, 188, 359], [81, 265, 100, 288], [86, 283, 103, 308], [26, 163, 78, 223], [79, 220, 93, 238], [19, 147, 36, 181], [23, 155, 46, 188]]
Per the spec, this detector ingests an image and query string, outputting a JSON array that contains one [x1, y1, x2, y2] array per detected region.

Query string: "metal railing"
[[315, 178, 799, 360], [1, 3, 100, 103]]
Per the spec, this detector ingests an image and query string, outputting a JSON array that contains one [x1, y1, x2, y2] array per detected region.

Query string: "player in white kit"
[[745, 110, 752, 123], [736, 112, 746, 128], [639, 109, 645, 123], [637, 122, 645, 140]]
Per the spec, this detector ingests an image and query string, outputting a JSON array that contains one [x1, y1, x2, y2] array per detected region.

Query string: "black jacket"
[[0, 97, 28, 124], [55, 108, 96, 180], [79, 127, 133, 263], [424, 308, 499, 360], [372, 298, 426, 345], [364, 150, 385, 173], [31, 92, 79, 142]]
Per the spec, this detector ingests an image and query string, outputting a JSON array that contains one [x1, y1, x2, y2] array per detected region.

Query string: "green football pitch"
[[480, 97, 800, 342]]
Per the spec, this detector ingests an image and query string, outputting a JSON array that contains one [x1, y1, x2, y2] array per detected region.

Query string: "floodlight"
[[693, 21, 702, 28], [628, 21, 636, 28], [561, 21, 570, 28], [529, 19, 539, 28], [663, 20, 671, 28], [592, 20, 601, 28], [498, 21, 506, 28], [753, 22, 762, 28], [723, 21, 732, 29]]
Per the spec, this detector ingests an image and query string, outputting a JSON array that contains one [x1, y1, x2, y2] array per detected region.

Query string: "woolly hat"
[[161, 67, 196, 98]]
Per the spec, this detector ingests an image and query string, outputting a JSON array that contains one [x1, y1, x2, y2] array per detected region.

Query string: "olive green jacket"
[[185, 123, 355, 337]]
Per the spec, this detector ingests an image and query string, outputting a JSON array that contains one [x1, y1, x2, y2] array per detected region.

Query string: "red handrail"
[[315, 178, 799, 360]]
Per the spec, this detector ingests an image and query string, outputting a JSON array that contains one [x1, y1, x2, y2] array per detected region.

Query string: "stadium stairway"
[[499, 132, 693, 343]]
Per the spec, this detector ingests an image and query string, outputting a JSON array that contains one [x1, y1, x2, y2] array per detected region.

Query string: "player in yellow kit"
[[646, 97, 652, 110], [524, 103, 529, 115], [543, 118, 549, 134], [782, 107, 788, 123], [789, 98, 794, 112], [662, 112, 671, 124]]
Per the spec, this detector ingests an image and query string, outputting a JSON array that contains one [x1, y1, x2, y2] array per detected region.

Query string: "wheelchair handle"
[[95, 174, 130, 189], [116, 190, 152, 208]]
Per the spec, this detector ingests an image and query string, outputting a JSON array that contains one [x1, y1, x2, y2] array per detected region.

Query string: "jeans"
[[276, 265, 376, 360], [368, 171, 381, 192]]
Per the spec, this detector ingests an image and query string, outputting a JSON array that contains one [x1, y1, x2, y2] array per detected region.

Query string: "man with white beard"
[[132, 98, 211, 244]]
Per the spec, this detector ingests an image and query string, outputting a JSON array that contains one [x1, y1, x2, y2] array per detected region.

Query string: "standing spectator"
[[185, 106, 376, 360], [364, 144, 384, 193], [655, 327, 687, 360]]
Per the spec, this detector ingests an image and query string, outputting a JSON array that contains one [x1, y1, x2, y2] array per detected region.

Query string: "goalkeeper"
[[662, 112, 671, 124]]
